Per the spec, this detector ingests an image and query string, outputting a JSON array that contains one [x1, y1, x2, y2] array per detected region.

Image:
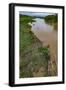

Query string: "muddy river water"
[[29, 18, 58, 75], [29, 18, 57, 53]]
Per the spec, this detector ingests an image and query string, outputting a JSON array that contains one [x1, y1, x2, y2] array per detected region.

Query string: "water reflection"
[[32, 18, 53, 32], [29, 18, 57, 46]]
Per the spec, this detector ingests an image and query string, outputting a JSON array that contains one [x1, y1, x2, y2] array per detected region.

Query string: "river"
[[29, 18, 58, 75]]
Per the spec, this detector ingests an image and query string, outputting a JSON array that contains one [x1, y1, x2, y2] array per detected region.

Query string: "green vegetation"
[[38, 46, 50, 60], [20, 15, 35, 54], [44, 14, 58, 23], [44, 14, 58, 30], [19, 15, 51, 78]]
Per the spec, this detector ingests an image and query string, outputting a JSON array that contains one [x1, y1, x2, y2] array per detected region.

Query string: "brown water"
[[29, 18, 58, 75]]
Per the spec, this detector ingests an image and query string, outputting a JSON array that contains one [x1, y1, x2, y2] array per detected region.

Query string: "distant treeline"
[[20, 14, 43, 19], [44, 14, 58, 23]]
